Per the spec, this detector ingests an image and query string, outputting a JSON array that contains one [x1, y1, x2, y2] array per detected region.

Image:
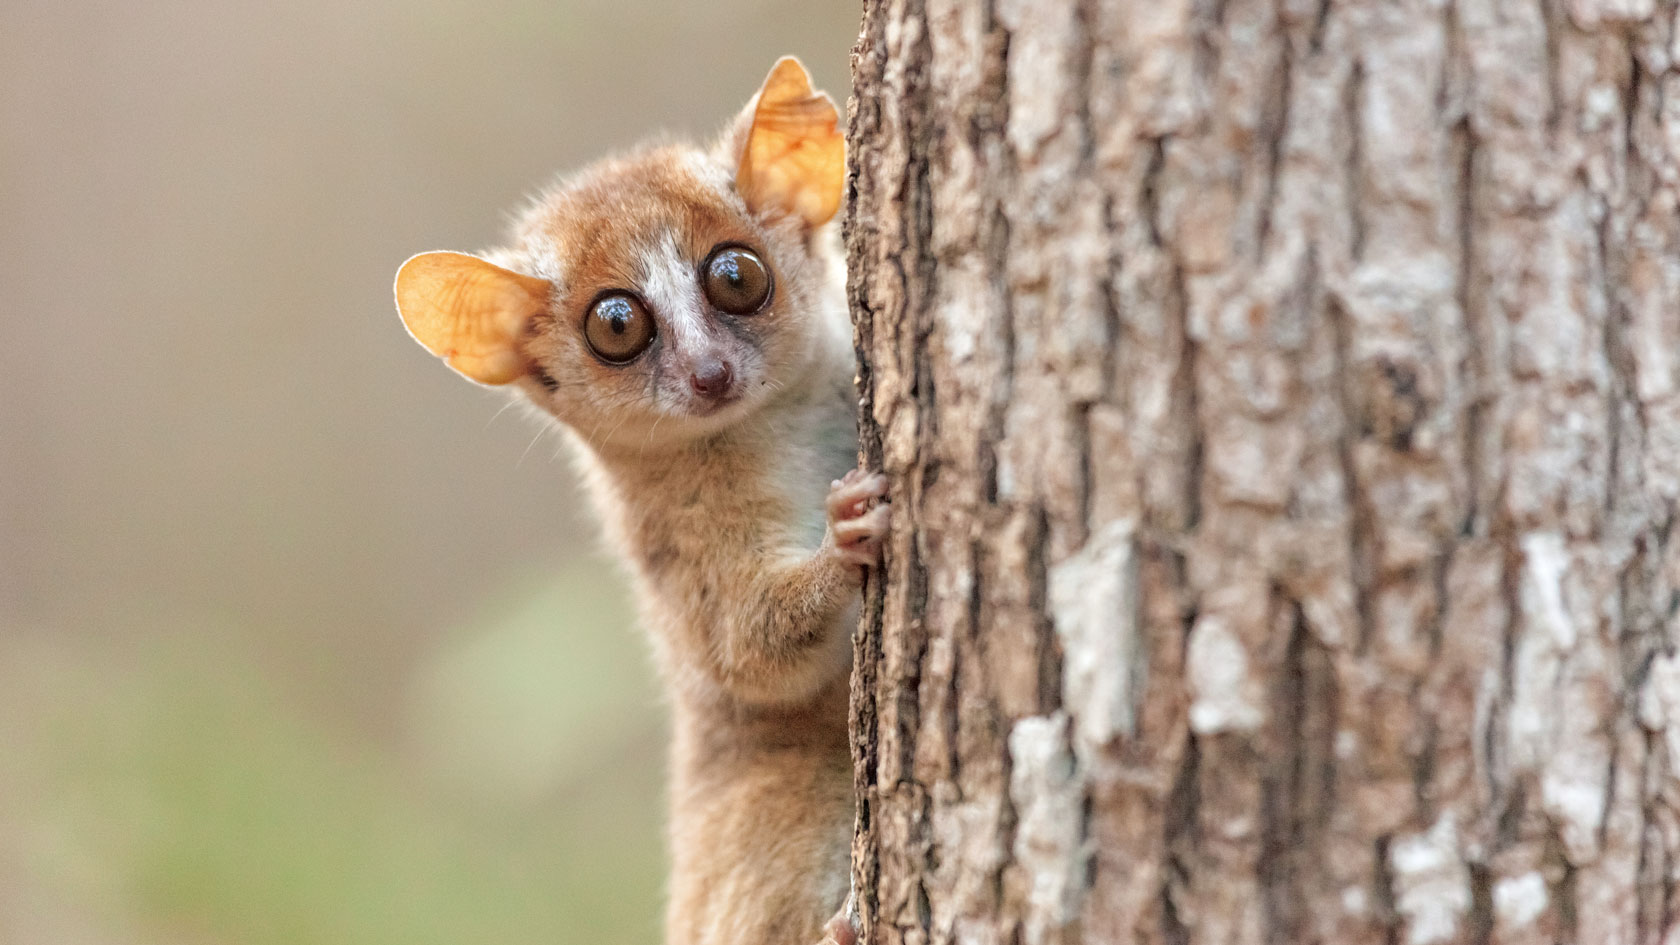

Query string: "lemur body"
[[394, 60, 879, 945]]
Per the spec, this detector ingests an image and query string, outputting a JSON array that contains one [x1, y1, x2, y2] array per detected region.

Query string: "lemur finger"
[[833, 504, 889, 546], [826, 473, 888, 521], [815, 912, 859, 945], [827, 471, 886, 508]]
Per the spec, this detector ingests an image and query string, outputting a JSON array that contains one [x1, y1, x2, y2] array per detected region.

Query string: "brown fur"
[[395, 60, 873, 945]]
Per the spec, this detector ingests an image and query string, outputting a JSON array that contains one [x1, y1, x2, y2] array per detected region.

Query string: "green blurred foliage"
[[1, 565, 664, 945], [0, 0, 860, 942]]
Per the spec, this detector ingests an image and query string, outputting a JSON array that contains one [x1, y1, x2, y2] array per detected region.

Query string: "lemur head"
[[395, 57, 845, 450]]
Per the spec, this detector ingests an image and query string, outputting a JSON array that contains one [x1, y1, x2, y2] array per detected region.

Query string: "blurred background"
[[0, 2, 856, 942]]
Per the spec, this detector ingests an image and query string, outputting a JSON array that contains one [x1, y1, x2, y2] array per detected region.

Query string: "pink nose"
[[689, 359, 733, 399]]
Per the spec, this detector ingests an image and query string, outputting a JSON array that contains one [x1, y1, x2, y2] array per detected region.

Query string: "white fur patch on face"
[[682, 149, 736, 200], [637, 232, 706, 355]]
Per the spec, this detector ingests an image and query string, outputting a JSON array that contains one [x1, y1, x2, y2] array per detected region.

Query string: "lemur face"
[[395, 58, 843, 451], [499, 145, 835, 446]]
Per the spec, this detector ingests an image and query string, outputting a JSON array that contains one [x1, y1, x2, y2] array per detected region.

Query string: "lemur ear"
[[394, 251, 551, 386], [734, 56, 844, 228]]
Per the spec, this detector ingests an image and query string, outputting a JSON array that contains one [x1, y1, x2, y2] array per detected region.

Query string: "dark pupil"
[[599, 297, 633, 334]]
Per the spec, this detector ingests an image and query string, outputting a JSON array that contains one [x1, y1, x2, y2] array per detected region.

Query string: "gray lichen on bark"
[[843, 0, 1680, 941]]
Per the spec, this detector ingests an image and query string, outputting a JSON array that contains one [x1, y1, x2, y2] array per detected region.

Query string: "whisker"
[[582, 405, 615, 449], [485, 399, 520, 429], [516, 422, 555, 468], [639, 413, 665, 457], [599, 410, 635, 448]]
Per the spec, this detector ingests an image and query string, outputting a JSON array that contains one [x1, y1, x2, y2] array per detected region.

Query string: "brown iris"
[[584, 292, 655, 363], [702, 245, 772, 315]]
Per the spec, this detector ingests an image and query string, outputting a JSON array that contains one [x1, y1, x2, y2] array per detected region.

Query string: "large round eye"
[[702, 245, 772, 315], [583, 293, 655, 364]]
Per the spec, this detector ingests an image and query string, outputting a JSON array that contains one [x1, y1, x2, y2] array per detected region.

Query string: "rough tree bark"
[[843, 0, 1680, 942]]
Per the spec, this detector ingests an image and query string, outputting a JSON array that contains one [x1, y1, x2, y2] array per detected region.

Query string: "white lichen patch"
[[1390, 814, 1471, 945], [1008, 714, 1089, 945], [994, 0, 1079, 156], [1493, 872, 1549, 930], [1511, 533, 1614, 863], [1542, 756, 1611, 864], [1187, 615, 1264, 733], [1341, 885, 1371, 916], [1049, 519, 1140, 759], [1639, 651, 1680, 780], [1522, 532, 1576, 648], [929, 782, 1008, 938], [1509, 533, 1575, 771]]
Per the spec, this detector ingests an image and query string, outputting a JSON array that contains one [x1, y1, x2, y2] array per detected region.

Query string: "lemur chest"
[[617, 439, 837, 582]]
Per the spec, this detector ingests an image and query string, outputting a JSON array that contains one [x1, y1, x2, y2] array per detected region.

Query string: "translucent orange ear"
[[394, 252, 551, 386], [736, 57, 844, 227]]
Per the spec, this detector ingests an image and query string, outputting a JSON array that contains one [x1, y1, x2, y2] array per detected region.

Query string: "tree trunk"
[[842, 0, 1680, 942]]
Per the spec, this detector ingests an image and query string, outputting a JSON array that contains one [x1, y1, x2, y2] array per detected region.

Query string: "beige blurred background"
[[0, 2, 857, 942]]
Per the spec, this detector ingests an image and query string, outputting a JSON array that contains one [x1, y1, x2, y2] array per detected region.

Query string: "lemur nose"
[[689, 359, 734, 399]]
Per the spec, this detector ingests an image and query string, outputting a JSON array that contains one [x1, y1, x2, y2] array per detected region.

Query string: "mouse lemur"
[[394, 58, 883, 945]]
